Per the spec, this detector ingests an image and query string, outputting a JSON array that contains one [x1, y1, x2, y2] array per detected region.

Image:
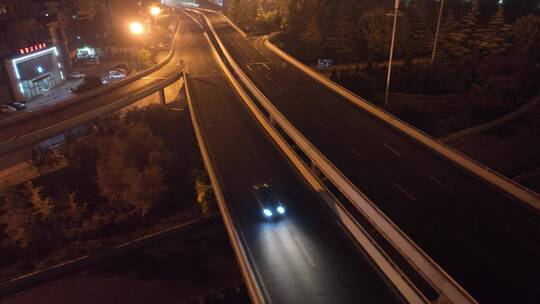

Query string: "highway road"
[[201, 10, 540, 304], [173, 10, 404, 304], [0, 22, 183, 149]]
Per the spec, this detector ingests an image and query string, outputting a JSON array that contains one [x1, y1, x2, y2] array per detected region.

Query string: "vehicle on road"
[[7, 102, 27, 111], [70, 76, 103, 94], [0, 104, 16, 114], [68, 71, 86, 79], [252, 183, 286, 219], [109, 69, 127, 80]]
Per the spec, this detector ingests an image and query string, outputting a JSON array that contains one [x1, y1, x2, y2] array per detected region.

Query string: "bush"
[[482, 76, 521, 114]]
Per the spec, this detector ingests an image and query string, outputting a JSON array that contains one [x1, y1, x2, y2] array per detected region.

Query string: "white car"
[[0, 104, 16, 114], [69, 71, 86, 79], [108, 70, 127, 80]]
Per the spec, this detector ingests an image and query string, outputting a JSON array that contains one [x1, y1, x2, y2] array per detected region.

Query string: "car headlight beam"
[[277, 206, 285, 214], [263, 209, 273, 217]]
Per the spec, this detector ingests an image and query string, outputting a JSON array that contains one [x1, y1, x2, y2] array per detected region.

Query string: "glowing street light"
[[130, 22, 144, 35], [150, 6, 161, 16]]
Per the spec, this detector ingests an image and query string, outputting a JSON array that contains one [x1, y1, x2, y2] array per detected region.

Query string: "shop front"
[[5, 43, 65, 101]]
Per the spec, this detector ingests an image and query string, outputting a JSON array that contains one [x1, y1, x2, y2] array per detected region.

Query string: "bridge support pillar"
[[159, 88, 166, 105]]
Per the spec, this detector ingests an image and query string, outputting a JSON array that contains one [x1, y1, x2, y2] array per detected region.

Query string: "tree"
[[24, 182, 53, 221], [96, 122, 170, 222], [298, 15, 322, 58], [407, 0, 433, 56], [324, 12, 354, 61], [357, 8, 391, 66], [482, 4, 512, 54], [512, 14, 540, 55], [448, 0, 480, 57], [437, 9, 458, 60]]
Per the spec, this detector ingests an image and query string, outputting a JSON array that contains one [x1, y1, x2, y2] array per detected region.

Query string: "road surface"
[[202, 10, 540, 304]]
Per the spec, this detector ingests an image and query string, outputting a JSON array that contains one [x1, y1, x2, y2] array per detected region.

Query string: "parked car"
[[68, 71, 86, 79], [0, 104, 16, 114], [251, 183, 286, 219], [70, 76, 103, 94], [7, 102, 27, 111], [109, 69, 127, 80]]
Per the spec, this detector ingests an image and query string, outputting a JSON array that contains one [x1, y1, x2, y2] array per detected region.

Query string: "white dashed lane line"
[[381, 143, 401, 157], [428, 174, 457, 196], [391, 182, 417, 201], [348, 146, 367, 160]]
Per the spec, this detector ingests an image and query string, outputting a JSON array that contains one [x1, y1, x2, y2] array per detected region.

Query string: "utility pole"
[[384, 0, 400, 106], [431, 0, 446, 64]]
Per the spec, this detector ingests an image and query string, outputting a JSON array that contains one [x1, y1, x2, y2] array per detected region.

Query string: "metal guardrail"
[[183, 69, 265, 304], [0, 19, 181, 129], [0, 72, 182, 155], [195, 9, 478, 304]]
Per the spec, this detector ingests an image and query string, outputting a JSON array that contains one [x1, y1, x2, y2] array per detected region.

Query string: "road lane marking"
[[294, 234, 316, 267], [277, 86, 284, 93], [381, 143, 401, 157], [264, 74, 272, 80], [291, 99, 301, 107], [317, 120, 330, 131], [262, 63, 271, 70], [345, 117, 361, 129], [246, 64, 252, 71], [228, 125, 236, 136], [427, 174, 457, 195], [391, 182, 417, 201], [348, 146, 366, 161]]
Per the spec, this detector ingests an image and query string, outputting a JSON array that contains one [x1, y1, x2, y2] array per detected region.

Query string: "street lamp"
[[384, 0, 400, 106], [150, 6, 161, 27], [150, 6, 161, 16], [130, 21, 144, 35], [431, 0, 446, 64]]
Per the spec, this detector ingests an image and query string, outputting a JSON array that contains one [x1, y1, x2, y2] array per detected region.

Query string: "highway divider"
[[184, 68, 265, 304], [261, 33, 540, 212], [0, 73, 182, 155], [0, 19, 181, 130], [192, 9, 478, 304], [195, 17, 429, 304]]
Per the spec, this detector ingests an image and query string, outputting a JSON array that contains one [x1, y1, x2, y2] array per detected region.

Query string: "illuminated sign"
[[19, 43, 47, 55]]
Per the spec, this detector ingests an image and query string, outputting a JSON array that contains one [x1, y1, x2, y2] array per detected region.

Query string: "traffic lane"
[[188, 75, 402, 304], [0, 22, 186, 145], [177, 14, 403, 303], [234, 53, 540, 302], [205, 15, 540, 302]]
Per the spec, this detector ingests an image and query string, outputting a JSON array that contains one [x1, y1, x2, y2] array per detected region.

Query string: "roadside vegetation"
[[0, 104, 215, 277], [226, 0, 540, 136]]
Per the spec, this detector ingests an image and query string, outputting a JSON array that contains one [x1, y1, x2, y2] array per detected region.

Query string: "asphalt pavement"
[[174, 10, 404, 304], [202, 10, 540, 304]]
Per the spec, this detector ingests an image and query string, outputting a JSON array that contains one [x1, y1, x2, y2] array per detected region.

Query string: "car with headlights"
[[251, 183, 286, 219]]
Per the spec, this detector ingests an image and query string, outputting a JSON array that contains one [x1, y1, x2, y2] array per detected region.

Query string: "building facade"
[[0, 0, 70, 103]]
